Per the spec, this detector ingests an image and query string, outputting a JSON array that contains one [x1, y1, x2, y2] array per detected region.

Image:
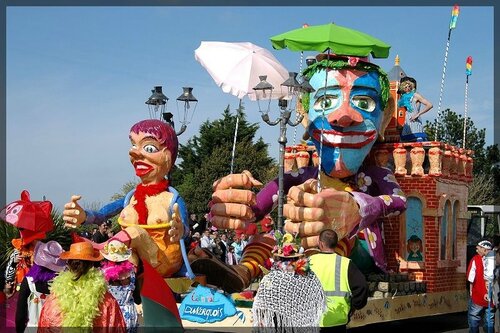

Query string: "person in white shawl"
[[252, 231, 325, 332]]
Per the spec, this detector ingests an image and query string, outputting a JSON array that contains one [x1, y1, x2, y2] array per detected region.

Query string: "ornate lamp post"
[[145, 86, 198, 136], [253, 72, 315, 231]]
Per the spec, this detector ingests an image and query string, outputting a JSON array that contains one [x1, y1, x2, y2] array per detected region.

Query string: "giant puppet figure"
[[63, 119, 192, 279], [205, 54, 407, 290]]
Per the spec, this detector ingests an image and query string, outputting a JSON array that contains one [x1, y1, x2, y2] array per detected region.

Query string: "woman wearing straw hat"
[[100, 240, 139, 333], [15, 240, 66, 332], [38, 242, 126, 332]]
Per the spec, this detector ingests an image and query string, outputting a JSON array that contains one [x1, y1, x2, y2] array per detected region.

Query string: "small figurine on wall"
[[407, 235, 423, 261]]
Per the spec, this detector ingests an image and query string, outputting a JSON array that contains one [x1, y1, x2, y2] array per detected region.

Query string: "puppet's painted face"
[[129, 131, 172, 185], [409, 241, 420, 253], [4, 202, 23, 225], [307, 68, 384, 178]]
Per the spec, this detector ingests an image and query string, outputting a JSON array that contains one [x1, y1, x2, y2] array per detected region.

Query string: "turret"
[[383, 55, 408, 143]]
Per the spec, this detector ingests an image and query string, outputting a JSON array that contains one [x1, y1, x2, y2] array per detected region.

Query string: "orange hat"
[[60, 242, 103, 262]]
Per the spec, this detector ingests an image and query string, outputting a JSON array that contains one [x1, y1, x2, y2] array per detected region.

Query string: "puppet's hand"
[[284, 179, 361, 249], [63, 195, 87, 228], [210, 170, 262, 230], [168, 203, 183, 243]]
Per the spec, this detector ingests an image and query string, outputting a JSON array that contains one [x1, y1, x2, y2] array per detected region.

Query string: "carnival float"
[[2, 5, 478, 332]]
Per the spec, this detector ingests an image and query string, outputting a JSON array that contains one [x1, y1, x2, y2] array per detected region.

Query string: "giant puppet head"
[[129, 119, 178, 185], [302, 54, 393, 178]]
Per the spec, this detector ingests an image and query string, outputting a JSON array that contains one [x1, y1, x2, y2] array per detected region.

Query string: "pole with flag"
[[435, 4, 460, 141], [463, 56, 472, 149]]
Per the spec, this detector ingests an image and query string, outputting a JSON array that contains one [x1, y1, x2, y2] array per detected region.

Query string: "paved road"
[[349, 311, 469, 333]]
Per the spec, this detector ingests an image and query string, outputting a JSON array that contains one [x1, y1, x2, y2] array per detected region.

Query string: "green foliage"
[[171, 105, 277, 216], [467, 173, 497, 205], [424, 108, 500, 204], [424, 109, 486, 166], [0, 221, 19, 270], [45, 210, 73, 250], [110, 180, 139, 201]]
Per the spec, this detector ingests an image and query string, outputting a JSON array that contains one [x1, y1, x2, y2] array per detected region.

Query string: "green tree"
[[110, 180, 139, 201], [171, 105, 277, 216], [424, 109, 500, 204]]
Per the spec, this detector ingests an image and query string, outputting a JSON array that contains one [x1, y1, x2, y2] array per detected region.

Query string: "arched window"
[[452, 201, 459, 259], [440, 200, 452, 260], [406, 197, 424, 262]]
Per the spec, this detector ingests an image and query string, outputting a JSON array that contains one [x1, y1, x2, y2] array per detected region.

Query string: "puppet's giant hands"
[[210, 170, 262, 230], [63, 195, 87, 228], [168, 203, 183, 243], [284, 179, 361, 249]]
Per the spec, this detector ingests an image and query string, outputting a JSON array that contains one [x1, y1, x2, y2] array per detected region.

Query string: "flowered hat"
[[272, 230, 302, 259], [34, 240, 66, 272], [262, 230, 312, 276], [60, 241, 103, 262], [100, 240, 131, 262]]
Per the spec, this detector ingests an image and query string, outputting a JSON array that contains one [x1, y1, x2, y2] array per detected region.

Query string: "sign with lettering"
[[179, 285, 245, 324]]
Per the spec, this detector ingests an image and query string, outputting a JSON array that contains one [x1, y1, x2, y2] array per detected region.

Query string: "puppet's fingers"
[[283, 220, 326, 237], [283, 204, 324, 221], [210, 203, 254, 220], [212, 189, 256, 205], [212, 171, 262, 191], [287, 184, 323, 208], [300, 235, 320, 249], [210, 216, 247, 230]]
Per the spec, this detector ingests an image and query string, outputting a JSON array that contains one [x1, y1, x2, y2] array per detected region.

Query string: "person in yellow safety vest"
[[310, 229, 368, 332]]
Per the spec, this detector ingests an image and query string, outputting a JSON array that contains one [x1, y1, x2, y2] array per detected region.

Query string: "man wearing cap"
[[467, 239, 495, 333]]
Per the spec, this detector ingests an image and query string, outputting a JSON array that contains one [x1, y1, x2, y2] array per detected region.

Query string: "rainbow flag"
[[449, 5, 460, 30], [466, 56, 473, 76]]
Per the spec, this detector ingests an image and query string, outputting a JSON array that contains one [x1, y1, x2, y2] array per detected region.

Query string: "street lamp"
[[253, 72, 315, 231], [145, 86, 198, 136]]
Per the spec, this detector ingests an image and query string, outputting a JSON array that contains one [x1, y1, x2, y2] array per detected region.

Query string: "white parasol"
[[195, 41, 289, 173]]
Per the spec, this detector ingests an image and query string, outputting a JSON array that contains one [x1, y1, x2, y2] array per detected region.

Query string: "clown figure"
[[207, 54, 407, 287]]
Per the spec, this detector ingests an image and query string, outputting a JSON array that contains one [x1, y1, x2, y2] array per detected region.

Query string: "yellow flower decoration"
[[282, 233, 294, 244], [381, 195, 393, 206], [104, 242, 128, 255]]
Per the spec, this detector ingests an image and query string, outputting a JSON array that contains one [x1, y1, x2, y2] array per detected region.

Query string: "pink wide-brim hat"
[[34, 240, 66, 272]]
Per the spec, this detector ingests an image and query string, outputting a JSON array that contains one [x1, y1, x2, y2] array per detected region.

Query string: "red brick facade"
[[372, 143, 471, 293]]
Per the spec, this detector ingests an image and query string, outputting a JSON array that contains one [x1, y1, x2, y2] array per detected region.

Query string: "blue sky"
[[6, 6, 494, 211]]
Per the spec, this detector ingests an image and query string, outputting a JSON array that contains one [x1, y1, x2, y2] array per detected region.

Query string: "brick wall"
[[382, 175, 468, 293]]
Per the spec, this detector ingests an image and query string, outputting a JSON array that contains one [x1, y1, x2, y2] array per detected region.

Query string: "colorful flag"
[[466, 56, 473, 76], [140, 260, 183, 331], [449, 5, 460, 30]]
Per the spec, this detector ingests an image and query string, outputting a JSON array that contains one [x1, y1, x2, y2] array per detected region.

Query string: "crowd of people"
[[185, 213, 251, 266], [4, 238, 138, 333]]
